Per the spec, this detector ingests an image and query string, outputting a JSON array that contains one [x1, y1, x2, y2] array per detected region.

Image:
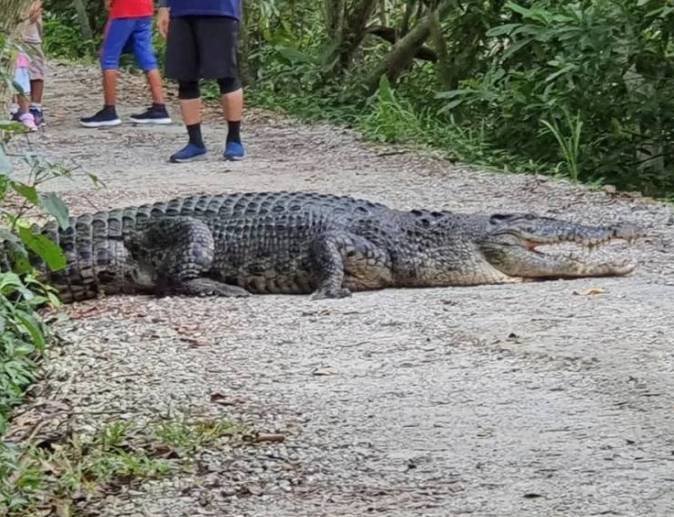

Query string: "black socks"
[[227, 120, 241, 143], [185, 120, 240, 148], [102, 104, 116, 115], [187, 123, 204, 148]]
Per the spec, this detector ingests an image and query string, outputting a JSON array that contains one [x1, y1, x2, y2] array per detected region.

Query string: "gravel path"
[[8, 63, 674, 516]]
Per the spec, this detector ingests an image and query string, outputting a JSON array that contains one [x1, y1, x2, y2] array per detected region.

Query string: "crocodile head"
[[478, 213, 642, 280]]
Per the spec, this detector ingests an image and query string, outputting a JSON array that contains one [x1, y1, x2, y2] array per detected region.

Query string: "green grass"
[[1, 417, 248, 515], [246, 76, 549, 179], [154, 417, 245, 455]]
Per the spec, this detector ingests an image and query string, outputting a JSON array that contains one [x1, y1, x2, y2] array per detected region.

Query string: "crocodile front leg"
[[310, 232, 391, 299], [126, 217, 250, 298]]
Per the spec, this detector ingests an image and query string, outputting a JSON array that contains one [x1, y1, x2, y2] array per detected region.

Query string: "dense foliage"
[[245, 0, 674, 197], [0, 127, 68, 436]]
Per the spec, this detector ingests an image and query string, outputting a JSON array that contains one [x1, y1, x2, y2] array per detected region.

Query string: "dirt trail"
[[8, 63, 674, 516]]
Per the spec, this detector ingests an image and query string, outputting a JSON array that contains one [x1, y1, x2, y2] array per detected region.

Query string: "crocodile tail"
[[38, 195, 211, 301], [1, 194, 234, 301]]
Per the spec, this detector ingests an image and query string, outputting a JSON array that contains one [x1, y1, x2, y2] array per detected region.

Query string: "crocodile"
[[0, 191, 640, 302]]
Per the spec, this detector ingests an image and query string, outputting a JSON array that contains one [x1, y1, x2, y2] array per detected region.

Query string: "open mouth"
[[522, 226, 641, 253]]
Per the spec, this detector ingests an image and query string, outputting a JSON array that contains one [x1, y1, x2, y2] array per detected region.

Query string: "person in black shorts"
[[158, 0, 245, 163]]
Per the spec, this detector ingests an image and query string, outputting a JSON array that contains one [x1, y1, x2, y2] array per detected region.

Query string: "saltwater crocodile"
[[0, 191, 640, 302]]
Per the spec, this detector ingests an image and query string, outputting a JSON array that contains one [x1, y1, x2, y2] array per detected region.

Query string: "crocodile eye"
[[490, 214, 513, 223]]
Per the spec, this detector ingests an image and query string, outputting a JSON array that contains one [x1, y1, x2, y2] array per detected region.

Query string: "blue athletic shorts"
[[14, 67, 31, 94], [101, 17, 158, 71]]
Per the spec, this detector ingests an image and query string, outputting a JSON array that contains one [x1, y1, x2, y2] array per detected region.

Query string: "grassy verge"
[[1, 416, 249, 515], [245, 78, 580, 184]]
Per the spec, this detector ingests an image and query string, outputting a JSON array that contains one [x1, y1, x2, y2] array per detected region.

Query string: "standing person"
[[10, 1, 45, 127], [157, 0, 245, 163], [80, 0, 171, 128], [13, 51, 37, 131], [23, 1, 45, 126]]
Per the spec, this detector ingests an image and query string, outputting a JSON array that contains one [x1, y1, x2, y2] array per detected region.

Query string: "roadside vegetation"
[[2, 417, 247, 515]]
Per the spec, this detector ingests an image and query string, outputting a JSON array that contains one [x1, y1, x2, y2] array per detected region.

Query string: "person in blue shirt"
[[158, 0, 245, 162]]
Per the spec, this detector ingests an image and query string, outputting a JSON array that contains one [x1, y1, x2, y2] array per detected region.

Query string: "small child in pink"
[[13, 52, 38, 131]]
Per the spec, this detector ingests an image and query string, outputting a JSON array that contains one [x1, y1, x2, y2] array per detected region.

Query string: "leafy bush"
[[0, 125, 69, 434], [0, 272, 52, 434], [439, 1, 674, 194], [1, 22, 72, 445], [42, 12, 99, 60]]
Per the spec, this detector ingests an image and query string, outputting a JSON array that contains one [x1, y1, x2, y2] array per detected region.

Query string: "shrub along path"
[[6, 63, 674, 516]]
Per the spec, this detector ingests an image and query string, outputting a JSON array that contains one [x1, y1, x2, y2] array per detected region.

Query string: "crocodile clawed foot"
[[170, 278, 251, 298], [311, 287, 352, 300]]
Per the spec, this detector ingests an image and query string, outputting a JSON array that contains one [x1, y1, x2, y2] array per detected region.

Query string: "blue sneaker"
[[170, 143, 208, 163], [223, 140, 245, 161], [80, 107, 121, 128]]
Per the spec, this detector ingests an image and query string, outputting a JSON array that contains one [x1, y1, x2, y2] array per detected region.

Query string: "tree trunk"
[[365, 0, 453, 92], [324, 0, 344, 41], [367, 25, 437, 62], [72, 0, 94, 41], [429, 8, 452, 88], [377, 0, 387, 26], [326, 0, 377, 75], [238, 2, 252, 86], [0, 0, 35, 109], [399, 0, 413, 36]]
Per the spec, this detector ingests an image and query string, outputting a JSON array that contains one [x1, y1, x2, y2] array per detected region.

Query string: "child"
[[80, 0, 171, 127], [10, 1, 44, 129], [13, 52, 38, 131], [23, 1, 46, 126]]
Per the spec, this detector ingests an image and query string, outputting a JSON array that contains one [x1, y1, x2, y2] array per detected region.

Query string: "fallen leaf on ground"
[[573, 287, 606, 296], [210, 393, 238, 406], [255, 432, 286, 443]]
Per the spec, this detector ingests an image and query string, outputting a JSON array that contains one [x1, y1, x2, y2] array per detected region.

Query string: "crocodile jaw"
[[480, 234, 637, 280]]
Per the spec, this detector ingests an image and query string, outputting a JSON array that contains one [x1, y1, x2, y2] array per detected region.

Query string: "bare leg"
[[17, 94, 30, 113], [180, 98, 201, 125], [103, 70, 118, 106], [30, 79, 44, 104], [220, 87, 243, 121], [145, 69, 165, 104]]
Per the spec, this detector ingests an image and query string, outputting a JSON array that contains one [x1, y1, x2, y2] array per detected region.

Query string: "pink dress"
[[16, 53, 30, 68]]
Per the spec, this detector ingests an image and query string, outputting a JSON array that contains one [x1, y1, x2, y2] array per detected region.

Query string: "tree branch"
[[365, 0, 455, 91], [367, 25, 438, 62]]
